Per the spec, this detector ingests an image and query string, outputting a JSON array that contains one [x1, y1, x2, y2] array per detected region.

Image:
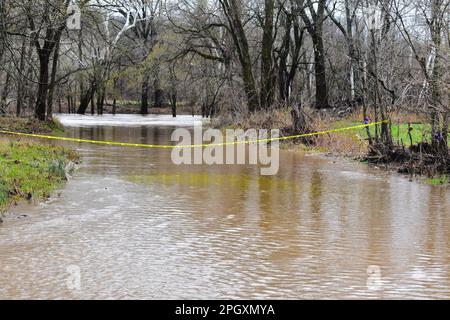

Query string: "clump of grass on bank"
[[0, 140, 79, 211], [0, 116, 65, 135], [428, 175, 449, 186]]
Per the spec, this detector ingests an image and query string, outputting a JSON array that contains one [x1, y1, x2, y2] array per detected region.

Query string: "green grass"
[[47, 118, 66, 136], [428, 175, 449, 186], [0, 141, 79, 211], [331, 120, 449, 146]]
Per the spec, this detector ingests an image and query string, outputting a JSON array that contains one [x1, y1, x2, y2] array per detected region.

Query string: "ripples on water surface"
[[0, 114, 449, 299]]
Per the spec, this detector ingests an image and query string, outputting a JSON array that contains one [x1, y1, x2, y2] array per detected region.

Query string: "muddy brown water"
[[0, 114, 449, 299]]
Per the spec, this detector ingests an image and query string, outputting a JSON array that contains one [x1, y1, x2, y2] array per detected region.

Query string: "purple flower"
[[434, 132, 443, 141]]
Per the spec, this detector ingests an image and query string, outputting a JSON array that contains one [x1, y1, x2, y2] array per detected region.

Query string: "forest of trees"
[[0, 0, 449, 157]]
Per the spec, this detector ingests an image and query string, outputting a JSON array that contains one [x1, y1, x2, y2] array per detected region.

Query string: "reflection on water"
[[0, 114, 449, 299]]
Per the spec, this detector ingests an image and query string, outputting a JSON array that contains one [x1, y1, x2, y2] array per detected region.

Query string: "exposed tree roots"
[[289, 105, 316, 145], [366, 143, 450, 176]]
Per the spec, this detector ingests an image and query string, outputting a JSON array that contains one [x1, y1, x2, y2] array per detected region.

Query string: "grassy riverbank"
[[0, 117, 78, 213], [216, 109, 442, 153], [215, 109, 450, 184], [0, 116, 65, 134]]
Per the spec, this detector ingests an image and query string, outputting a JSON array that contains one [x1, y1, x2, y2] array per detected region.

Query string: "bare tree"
[[25, 0, 71, 120], [389, 0, 450, 153], [327, 0, 362, 102], [114, 0, 161, 114], [277, 0, 305, 105], [76, 4, 142, 114], [219, 0, 259, 112], [297, 0, 330, 109], [260, 0, 276, 109], [0, 0, 5, 62]]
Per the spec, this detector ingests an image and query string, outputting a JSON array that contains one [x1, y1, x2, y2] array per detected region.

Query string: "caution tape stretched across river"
[[0, 120, 388, 149]]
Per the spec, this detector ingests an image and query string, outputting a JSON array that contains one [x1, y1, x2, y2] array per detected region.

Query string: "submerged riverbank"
[[0, 117, 79, 215]]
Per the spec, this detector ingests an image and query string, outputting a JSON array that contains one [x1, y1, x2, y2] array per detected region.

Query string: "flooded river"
[[0, 114, 449, 299]]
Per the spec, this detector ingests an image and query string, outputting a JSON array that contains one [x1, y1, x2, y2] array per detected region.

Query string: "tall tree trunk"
[[299, 0, 330, 109], [97, 86, 105, 115], [141, 72, 150, 114], [171, 92, 177, 118], [29, 1, 66, 121], [90, 92, 95, 115], [429, 0, 447, 154], [311, 33, 329, 109], [100, 90, 105, 115], [345, 0, 356, 101], [279, 12, 303, 105], [58, 94, 62, 113], [16, 38, 28, 117], [220, 0, 259, 112], [169, 65, 177, 117], [112, 98, 117, 115], [78, 28, 84, 114], [77, 81, 96, 114], [0, 0, 5, 63], [36, 54, 50, 120], [369, 29, 391, 145], [24, 41, 34, 113], [260, 0, 275, 109], [278, 19, 290, 103], [154, 67, 163, 108], [67, 95, 72, 114], [112, 79, 118, 115], [0, 71, 11, 114], [46, 34, 61, 121], [155, 89, 164, 108]]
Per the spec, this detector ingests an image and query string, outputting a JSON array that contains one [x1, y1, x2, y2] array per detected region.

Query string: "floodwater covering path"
[[0, 114, 449, 299]]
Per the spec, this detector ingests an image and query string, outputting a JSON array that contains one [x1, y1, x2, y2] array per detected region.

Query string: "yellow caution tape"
[[0, 121, 388, 149]]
